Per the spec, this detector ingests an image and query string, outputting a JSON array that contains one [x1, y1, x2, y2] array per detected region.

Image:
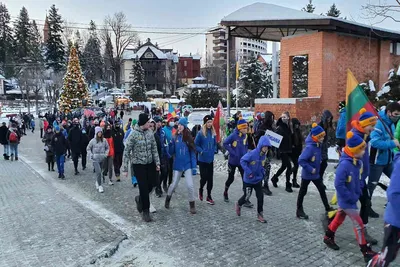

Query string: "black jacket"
[[291, 118, 303, 155], [67, 126, 82, 152], [275, 118, 292, 154], [112, 128, 125, 154], [154, 132, 161, 162], [319, 110, 333, 160], [0, 125, 8, 145], [51, 132, 67, 156], [42, 132, 55, 156], [80, 133, 90, 154]]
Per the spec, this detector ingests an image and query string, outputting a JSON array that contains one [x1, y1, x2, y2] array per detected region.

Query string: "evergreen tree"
[[200, 87, 220, 108], [183, 88, 201, 108], [292, 56, 308, 97], [238, 57, 270, 107], [129, 60, 146, 101], [0, 3, 14, 77], [30, 20, 43, 63], [302, 0, 316, 13], [326, 3, 341, 17], [83, 20, 103, 85], [45, 4, 65, 72], [103, 34, 114, 83], [58, 45, 91, 112], [13, 7, 33, 61]]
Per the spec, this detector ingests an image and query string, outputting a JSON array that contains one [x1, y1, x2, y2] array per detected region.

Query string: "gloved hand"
[[192, 169, 197, 176]]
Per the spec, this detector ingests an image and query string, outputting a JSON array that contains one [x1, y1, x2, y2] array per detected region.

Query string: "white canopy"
[[146, 90, 164, 96]]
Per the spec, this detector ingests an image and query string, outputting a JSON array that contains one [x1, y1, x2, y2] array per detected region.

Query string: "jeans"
[[160, 157, 170, 187], [168, 169, 195, 201], [72, 151, 80, 171], [102, 156, 113, 181], [297, 178, 330, 211], [56, 155, 65, 174], [370, 224, 400, 267], [133, 163, 157, 212], [199, 161, 214, 196], [3, 144, 9, 156], [225, 164, 244, 190], [238, 181, 263, 213], [328, 208, 366, 245], [113, 153, 123, 176], [9, 143, 18, 157], [93, 161, 103, 186], [368, 163, 393, 198]]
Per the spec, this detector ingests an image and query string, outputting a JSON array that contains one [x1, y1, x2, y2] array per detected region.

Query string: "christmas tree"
[[58, 44, 91, 112], [129, 60, 146, 101]]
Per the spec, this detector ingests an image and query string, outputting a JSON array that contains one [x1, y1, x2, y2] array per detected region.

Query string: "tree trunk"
[[114, 59, 121, 88], [35, 93, 39, 115], [27, 90, 31, 114]]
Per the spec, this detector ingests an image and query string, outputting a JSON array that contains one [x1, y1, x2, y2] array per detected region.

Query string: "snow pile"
[[368, 80, 376, 92], [377, 84, 391, 97], [396, 65, 400, 76], [388, 69, 395, 79]]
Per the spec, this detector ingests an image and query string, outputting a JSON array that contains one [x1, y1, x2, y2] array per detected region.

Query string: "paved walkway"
[[0, 148, 126, 267], [16, 125, 399, 267]]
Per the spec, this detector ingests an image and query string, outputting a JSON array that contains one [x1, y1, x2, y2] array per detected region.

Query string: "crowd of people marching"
[[2, 101, 400, 266]]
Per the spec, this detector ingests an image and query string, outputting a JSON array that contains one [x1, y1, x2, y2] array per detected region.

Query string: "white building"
[[205, 26, 268, 66]]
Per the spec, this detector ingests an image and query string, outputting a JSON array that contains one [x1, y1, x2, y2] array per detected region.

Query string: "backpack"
[[9, 131, 18, 143]]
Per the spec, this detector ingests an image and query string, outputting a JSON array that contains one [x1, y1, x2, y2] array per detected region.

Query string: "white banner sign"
[[241, 111, 254, 121], [265, 130, 283, 148], [188, 113, 206, 126]]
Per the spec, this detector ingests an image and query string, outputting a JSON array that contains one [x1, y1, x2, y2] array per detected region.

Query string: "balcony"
[[213, 45, 226, 51], [213, 38, 226, 44], [212, 31, 225, 37]]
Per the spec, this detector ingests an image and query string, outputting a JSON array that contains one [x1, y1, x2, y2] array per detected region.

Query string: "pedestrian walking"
[[112, 120, 124, 182], [39, 116, 45, 138], [336, 101, 346, 159], [120, 110, 124, 120], [30, 118, 35, 133], [102, 123, 115, 185], [123, 113, 160, 222], [296, 123, 332, 220], [87, 127, 109, 193], [165, 117, 197, 214], [51, 124, 67, 179], [235, 136, 271, 223], [195, 115, 217, 205], [80, 128, 89, 170], [163, 117, 175, 190], [223, 119, 249, 204], [42, 126, 55, 171], [7, 123, 21, 161], [68, 118, 82, 175], [0, 122, 9, 160], [323, 131, 377, 263], [271, 112, 294, 193], [290, 118, 302, 188], [318, 110, 334, 189], [153, 116, 169, 198], [368, 153, 400, 267]]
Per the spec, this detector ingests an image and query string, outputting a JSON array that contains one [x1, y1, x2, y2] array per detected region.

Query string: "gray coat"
[[87, 138, 109, 162]]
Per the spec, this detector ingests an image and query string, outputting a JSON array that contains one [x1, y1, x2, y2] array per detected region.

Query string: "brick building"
[[177, 54, 201, 86], [221, 3, 400, 123]]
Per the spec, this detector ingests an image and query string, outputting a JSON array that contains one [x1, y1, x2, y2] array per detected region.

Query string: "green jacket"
[[395, 121, 400, 153]]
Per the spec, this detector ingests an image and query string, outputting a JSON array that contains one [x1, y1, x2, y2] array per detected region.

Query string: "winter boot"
[[324, 229, 340, 250], [262, 185, 272, 196], [206, 196, 215, 205], [2, 153, 5, 160], [142, 210, 153, 222], [271, 175, 278, 188], [58, 173, 61, 179], [235, 202, 241, 216], [10, 154, 14, 161], [135, 196, 143, 213], [296, 208, 309, 220], [48, 163, 51, 171], [223, 190, 229, 202], [198, 189, 203, 201], [5, 155, 9, 160], [292, 179, 300, 188], [365, 228, 378, 245], [369, 207, 380, 218], [165, 195, 171, 209], [257, 212, 267, 223], [360, 244, 378, 263], [285, 182, 293, 193], [15, 156, 18, 161], [189, 201, 196, 214], [51, 162, 55, 171], [155, 187, 162, 198], [162, 183, 168, 193], [116, 175, 120, 182], [75, 169, 79, 175]]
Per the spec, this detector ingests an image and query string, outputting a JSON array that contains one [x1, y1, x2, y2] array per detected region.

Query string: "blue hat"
[[346, 131, 366, 155], [54, 125, 60, 132], [237, 119, 248, 130], [358, 108, 377, 128], [178, 117, 188, 128], [153, 116, 162, 123], [311, 123, 325, 139]]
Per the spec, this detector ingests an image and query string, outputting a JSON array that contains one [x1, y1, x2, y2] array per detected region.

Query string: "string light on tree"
[[58, 44, 91, 112]]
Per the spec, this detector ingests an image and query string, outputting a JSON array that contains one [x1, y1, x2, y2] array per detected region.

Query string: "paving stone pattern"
[[0, 156, 126, 267], [18, 125, 400, 267]]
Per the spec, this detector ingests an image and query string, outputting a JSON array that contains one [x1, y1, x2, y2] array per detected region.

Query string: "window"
[[184, 61, 187, 67], [184, 70, 187, 77]]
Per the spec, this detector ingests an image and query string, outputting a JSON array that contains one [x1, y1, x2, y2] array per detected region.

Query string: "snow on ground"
[[328, 147, 339, 161]]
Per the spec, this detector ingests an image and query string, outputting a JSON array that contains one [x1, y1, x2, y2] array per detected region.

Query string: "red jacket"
[[44, 120, 49, 131], [105, 137, 114, 157]]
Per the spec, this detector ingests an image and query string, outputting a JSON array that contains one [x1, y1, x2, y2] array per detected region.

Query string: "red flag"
[[213, 101, 223, 143]]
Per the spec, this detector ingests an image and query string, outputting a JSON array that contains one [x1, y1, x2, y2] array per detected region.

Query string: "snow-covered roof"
[[192, 76, 207, 81], [180, 54, 201, 60], [258, 54, 272, 63], [166, 52, 179, 63], [122, 45, 168, 60], [187, 83, 219, 89], [145, 89, 164, 95], [0, 74, 5, 79], [221, 2, 400, 42]]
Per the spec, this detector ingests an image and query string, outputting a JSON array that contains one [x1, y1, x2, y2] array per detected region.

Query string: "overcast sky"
[[4, 0, 400, 56]]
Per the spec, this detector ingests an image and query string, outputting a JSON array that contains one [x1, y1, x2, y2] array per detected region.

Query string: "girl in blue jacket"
[[223, 119, 249, 203], [195, 115, 217, 205], [165, 117, 197, 214], [324, 131, 377, 263], [296, 123, 332, 220], [236, 136, 271, 223], [368, 153, 400, 267]]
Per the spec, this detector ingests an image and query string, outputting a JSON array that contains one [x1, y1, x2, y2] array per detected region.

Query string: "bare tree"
[[362, 1, 400, 23], [45, 71, 63, 111], [103, 12, 138, 87]]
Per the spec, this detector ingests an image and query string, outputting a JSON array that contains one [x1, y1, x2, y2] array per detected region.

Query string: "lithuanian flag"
[[346, 69, 378, 131]]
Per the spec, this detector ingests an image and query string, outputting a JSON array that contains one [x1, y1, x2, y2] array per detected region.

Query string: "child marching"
[[296, 123, 333, 219], [324, 131, 377, 263], [235, 136, 271, 223]]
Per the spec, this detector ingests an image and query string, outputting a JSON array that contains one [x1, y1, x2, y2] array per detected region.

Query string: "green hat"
[[132, 119, 137, 126]]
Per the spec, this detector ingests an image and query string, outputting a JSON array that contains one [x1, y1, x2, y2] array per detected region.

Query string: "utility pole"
[[226, 27, 231, 117], [272, 42, 278, 98]]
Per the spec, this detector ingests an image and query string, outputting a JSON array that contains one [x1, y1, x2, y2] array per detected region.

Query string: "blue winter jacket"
[[223, 128, 248, 166], [336, 108, 346, 140], [156, 128, 170, 160], [351, 123, 370, 188], [384, 153, 400, 228], [163, 126, 173, 143], [298, 134, 322, 180], [195, 129, 217, 164], [169, 134, 196, 171], [335, 152, 362, 210], [240, 136, 271, 184], [370, 110, 396, 165], [31, 120, 36, 128]]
